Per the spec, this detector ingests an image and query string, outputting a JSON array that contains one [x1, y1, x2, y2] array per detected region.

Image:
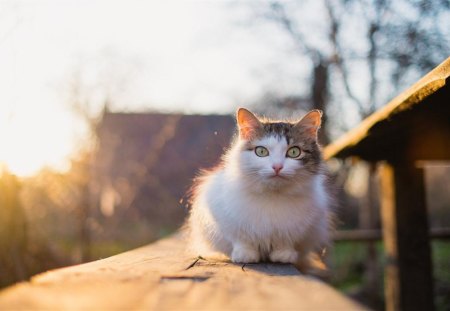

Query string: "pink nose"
[[272, 164, 283, 175]]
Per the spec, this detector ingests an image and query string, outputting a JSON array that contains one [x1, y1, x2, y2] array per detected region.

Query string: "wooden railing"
[[0, 234, 365, 310], [334, 227, 450, 242]]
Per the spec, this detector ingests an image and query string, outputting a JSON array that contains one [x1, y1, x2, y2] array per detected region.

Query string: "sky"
[[3, 1, 446, 177], [0, 0, 309, 177]]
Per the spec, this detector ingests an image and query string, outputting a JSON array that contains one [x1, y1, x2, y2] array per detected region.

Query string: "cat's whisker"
[[188, 108, 333, 274]]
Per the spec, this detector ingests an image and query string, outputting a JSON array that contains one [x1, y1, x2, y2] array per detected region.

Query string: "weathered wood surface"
[[324, 56, 450, 161], [0, 235, 366, 310]]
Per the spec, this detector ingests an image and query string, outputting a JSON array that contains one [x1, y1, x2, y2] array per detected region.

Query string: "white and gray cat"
[[187, 108, 333, 273]]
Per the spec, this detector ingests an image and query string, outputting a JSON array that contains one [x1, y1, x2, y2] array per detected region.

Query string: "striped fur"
[[187, 108, 334, 273]]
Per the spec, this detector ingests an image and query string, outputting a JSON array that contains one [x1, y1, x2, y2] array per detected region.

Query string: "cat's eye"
[[255, 146, 269, 157], [286, 146, 301, 158]]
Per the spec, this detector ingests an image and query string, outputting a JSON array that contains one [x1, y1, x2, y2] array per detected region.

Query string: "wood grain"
[[379, 162, 434, 311], [0, 235, 366, 310]]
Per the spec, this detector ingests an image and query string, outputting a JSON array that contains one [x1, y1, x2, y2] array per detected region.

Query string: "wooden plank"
[[379, 164, 401, 311], [0, 235, 366, 311], [379, 163, 434, 311], [333, 227, 450, 242], [334, 229, 382, 242], [349, 83, 450, 162], [324, 56, 450, 161]]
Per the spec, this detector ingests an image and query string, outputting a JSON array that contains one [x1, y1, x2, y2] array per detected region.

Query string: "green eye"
[[286, 146, 301, 158], [255, 146, 269, 157]]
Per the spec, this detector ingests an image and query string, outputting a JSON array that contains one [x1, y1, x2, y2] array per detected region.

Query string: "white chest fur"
[[195, 170, 328, 254]]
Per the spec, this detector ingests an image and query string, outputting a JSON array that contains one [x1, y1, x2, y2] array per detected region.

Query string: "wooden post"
[[379, 162, 434, 311], [360, 163, 381, 307]]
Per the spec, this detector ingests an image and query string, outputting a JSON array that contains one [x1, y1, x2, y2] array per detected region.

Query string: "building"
[[93, 112, 235, 241]]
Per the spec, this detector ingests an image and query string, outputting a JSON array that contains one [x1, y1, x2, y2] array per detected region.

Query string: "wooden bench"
[[0, 234, 365, 310], [325, 56, 450, 311]]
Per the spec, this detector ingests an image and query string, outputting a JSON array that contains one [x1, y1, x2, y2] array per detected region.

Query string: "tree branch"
[[267, 1, 322, 63], [324, 0, 366, 117]]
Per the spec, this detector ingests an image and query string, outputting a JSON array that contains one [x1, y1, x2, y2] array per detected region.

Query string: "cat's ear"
[[237, 108, 262, 140], [294, 110, 322, 139]]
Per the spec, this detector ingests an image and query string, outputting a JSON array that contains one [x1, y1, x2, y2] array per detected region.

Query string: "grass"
[[330, 240, 450, 311], [432, 241, 450, 311]]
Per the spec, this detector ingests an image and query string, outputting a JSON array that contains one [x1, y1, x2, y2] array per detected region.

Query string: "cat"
[[187, 108, 333, 273]]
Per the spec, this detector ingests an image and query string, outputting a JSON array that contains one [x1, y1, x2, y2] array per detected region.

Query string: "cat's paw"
[[269, 248, 298, 263], [231, 246, 260, 263]]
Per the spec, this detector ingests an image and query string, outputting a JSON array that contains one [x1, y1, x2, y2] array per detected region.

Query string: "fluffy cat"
[[187, 108, 333, 272]]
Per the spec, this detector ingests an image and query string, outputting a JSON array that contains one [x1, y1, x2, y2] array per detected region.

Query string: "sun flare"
[[0, 105, 79, 177]]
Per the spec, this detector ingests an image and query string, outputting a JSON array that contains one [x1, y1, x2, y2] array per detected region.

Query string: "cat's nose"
[[272, 164, 283, 175]]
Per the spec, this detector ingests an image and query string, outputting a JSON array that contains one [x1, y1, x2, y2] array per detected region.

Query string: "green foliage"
[[330, 241, 385, 310], [331, 241, 450, 311], [0, 170, 66, 288], [433, 241, 450, 311], [0, 171, 27, 287]]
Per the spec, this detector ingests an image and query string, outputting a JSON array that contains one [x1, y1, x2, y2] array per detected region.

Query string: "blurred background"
[[0, 1, 449, 310]]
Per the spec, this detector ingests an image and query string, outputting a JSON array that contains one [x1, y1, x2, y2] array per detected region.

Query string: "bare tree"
[[248, 0, 450, 137], [260, 1, 333, 143]]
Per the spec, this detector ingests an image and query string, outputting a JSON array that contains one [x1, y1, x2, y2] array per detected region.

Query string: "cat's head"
[[234, 107, 323, 189]]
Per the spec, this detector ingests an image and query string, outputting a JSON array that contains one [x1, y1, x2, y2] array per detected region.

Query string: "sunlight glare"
[[0, 103, 80, 177]]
